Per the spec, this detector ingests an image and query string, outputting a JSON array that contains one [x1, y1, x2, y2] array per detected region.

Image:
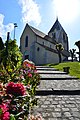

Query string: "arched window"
[[63, 34, 65, 40], [53, 33, 56, 39], [52, 33, 56, 39], [43, 41, 44, 45], [25, 36, 28, 47], [37, 47, 40, 51]]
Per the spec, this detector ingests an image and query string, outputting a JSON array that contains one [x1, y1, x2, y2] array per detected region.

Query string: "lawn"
[[47, 62, 80, 79]]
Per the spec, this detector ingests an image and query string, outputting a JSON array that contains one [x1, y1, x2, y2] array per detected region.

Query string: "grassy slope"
[[48, 62, 80, 79]]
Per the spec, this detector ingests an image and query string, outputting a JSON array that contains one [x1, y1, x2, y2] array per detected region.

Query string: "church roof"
[[20, 23, 46, 39], [29, 25, 46, 38], [48, 18, 66, 34], [30, 25, 57, 44]]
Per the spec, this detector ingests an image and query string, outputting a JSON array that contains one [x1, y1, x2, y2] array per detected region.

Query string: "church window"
[[37, 47, 40, 51], [25, 36, 28, 47], [50, 45, 51, 48], [63, 34, 65, 40], [52, 33, 56, 39], [63, 34, 66, 42], [43, 41, 44, 45]]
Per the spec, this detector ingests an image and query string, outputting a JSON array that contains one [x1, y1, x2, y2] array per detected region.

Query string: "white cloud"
[[0, 14, 14, 41], [52, 0, 80, 24], [0, 14, 4, 37], [18, 0, 41, 26]]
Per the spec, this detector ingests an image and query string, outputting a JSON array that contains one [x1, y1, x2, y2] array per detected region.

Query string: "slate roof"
[[48, 18, 66, 34], [29, 25, 46, 38], [20, 23, 46, 39]]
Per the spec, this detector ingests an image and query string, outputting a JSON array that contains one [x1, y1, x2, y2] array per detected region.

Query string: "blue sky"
[[0, 0, 80, 51]]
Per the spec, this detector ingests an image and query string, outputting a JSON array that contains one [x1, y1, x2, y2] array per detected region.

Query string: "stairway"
[[31, 66, 80, 120]]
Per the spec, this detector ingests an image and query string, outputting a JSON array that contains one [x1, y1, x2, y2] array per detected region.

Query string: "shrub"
[[0, 60, 41, 120]]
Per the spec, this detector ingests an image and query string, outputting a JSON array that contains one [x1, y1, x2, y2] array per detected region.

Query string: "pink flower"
[[0, 112, 10, 120], [6, 82, 26, 96], [0, 103, 8, 113], [27, 73, 32, 78], [20, 75, 24, 80], [0, 103, 10, 120], [34, 70, 37, 73]]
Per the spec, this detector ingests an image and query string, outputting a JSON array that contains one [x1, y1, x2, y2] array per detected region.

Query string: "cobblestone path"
[[31, 66, 80, 120]]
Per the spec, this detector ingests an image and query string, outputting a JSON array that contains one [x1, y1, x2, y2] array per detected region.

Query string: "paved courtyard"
[[31, 66, 80, 120]]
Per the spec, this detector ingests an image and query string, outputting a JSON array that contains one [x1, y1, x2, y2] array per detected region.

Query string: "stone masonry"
[[31, 66, 80, 120]]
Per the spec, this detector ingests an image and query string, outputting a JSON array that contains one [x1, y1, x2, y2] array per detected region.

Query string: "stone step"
[[36, 79, 80, 95], [36, 67, 59, 71], [32, 66, 80, 119], [36, 66, 50, 68], [40, 74, 78, 80], [37, 79, 80, 91], [36, 90, 80, 95], [37, 70, 67, 74]]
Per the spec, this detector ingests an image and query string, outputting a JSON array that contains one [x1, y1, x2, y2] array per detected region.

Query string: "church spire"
[[56, 16, 58, 21]]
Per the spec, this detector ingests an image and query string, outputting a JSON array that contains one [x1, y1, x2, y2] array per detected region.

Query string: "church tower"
[[48, 18, 69, 51]]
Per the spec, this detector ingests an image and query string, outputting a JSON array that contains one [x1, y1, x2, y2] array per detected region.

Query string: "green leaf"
[[10, 114, 16, 120], [0, 108, 2, 115]]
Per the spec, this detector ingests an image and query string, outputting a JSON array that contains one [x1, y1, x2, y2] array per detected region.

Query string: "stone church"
[[20, 18, 69, 65]]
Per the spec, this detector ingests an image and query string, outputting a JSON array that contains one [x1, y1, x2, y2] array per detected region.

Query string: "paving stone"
[[37, 70, 66, 74], [66, 100, 75, 104], [40, 74, 77, 79], [41, 105, 48, 108], [31, 66, 80, 120], [70, 108, 79, 111], [52, 112, 61, 117], [65, 103, 76, 108], [37, 79, 80, 90], [44, 101, 50, 105], [51, 101, 59, 105], [63, 112, 72, 117], [55, 108, 61, 112], [36, 68, 58, 71], [62, 107, 70, 111], [71, 111, 80, 118]]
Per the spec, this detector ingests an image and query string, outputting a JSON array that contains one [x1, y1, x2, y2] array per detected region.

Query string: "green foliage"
[[0, 37, 4, 50], [75, 40, 80, 62], [49, 62, 80, 79], [75, 40, 80, 48], [0, 109, 2, 115], [0, 38, 41, 119], [10, 114, 16, 120], [56, 43, 64, 51], [0, 59, 40, 119], [1, 39, 22, 72], [69, 49, 76, 62], [56, 43, 64, 63]]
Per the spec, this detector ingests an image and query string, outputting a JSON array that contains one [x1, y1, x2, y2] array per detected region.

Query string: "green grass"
[[47, 62, 80, 79]]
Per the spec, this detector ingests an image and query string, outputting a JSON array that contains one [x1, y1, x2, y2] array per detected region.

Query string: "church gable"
[[48, 18, 61, 34], [48, 18, 67, 38], [48, 18, 68, 51]]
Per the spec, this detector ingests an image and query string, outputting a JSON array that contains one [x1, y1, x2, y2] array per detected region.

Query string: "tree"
[[1, 39, 22, 72], [69, 49, 76, 62], [75, 40, 80, 62], [56, 43, 64, 63], [0, 37, 4, 50], [0, 37, 4, 63]]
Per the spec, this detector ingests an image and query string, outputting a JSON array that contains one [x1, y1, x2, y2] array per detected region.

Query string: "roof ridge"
[[30, 25, 46, 37]]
